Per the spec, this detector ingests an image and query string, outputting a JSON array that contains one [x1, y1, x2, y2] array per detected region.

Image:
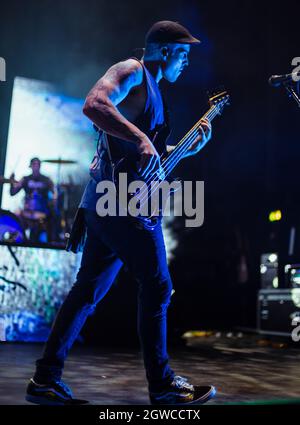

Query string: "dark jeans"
[[35, 209, 175, 392]]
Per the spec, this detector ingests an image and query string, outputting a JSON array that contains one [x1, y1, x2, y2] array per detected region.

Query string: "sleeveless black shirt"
[[79, 58, 170, 211]]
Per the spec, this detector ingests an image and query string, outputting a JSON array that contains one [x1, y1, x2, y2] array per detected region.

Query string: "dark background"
[[0, 0, 299, 346]]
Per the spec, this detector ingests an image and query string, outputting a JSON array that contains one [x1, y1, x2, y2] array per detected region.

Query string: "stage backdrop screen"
[[0, 243, 82, 342], [1, 76, 96, 217]]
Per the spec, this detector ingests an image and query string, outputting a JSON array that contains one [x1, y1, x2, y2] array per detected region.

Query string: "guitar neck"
[[161, 103, 220, 176]]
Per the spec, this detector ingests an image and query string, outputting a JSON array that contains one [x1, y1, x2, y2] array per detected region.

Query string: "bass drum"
[[0, 209, 26, 243]]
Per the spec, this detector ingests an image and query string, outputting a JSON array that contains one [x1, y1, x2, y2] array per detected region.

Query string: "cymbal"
[[42, 159, 77, 164]]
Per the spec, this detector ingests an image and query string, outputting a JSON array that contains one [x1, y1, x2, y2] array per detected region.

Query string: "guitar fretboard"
[[160, 101, 224, 178]]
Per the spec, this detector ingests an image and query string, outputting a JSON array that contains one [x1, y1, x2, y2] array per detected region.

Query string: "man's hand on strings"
[[137, 136, 161, 178], [184, 118, 212, 157]]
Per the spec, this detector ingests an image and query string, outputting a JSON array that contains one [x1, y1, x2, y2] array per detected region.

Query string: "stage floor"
[[1, 336, 300, 405]]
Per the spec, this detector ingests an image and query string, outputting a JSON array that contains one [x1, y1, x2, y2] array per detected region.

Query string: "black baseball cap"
[[29, 157, 41, 167], [145, 20, 201, 45]]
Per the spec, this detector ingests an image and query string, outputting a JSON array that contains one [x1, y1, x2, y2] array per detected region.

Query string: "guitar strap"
[[102, 130, 114, 167]]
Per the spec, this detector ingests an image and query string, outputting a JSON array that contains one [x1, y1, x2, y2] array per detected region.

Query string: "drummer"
[[10, 157, 55, 242]]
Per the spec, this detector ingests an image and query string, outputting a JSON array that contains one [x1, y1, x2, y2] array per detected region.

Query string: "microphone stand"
[[283, 81, 300, 108]]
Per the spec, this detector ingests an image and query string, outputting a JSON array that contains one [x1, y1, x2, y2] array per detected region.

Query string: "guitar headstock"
[[208, 88, 230, 114]]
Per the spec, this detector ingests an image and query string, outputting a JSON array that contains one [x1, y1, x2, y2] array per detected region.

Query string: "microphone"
[[269, 71, 300, 87]]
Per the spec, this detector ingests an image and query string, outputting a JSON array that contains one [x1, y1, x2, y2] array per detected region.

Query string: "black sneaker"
[[149, 375, 216, 405], [25, 378, 89, 405]]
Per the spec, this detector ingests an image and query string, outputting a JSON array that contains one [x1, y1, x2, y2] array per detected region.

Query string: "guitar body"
[[112, 155, 179, 230]]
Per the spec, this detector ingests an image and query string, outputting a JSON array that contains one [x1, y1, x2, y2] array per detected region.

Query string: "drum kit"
[[0, 158, 78, 245]]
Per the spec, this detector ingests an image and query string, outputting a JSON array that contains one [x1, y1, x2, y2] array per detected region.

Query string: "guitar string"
[[160, 107, 219, 174], [158, 93, 228, 174], [136, 106, 219, 213], [120, 96, 228, 217], [137, 106, 217, 196], [135, 103, 221, 212], [150, 107, 215, 178]]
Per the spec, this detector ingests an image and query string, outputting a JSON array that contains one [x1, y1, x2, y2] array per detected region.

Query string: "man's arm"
[[83, 59, 145, 143], [83, 59, 160, 177], [9, 174, 24, 196]]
